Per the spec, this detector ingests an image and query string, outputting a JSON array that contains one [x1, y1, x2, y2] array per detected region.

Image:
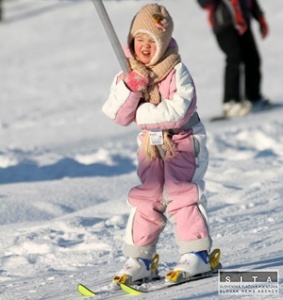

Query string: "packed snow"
[[0, 0, 282, 299]]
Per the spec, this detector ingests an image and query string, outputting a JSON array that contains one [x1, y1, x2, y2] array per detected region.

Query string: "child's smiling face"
[[134, 33, 157, 65]]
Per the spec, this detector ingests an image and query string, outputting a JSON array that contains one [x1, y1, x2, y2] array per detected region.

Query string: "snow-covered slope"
[[0, 1, 282, 299]]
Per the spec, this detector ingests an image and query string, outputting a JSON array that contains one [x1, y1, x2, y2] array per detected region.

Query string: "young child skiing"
[[102, 4, 216, 284]]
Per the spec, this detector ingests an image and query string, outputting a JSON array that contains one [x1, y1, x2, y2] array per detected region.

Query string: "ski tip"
[[77, 283, 96, 296], [119, 283, 144, 295]]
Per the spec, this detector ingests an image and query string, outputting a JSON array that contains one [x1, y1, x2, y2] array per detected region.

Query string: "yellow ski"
[[77, 284, 96, 297], [119, 283, 144, 295]]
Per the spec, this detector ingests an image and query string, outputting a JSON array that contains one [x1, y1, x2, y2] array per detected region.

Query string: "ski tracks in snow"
[[206, 117, 283, 279]]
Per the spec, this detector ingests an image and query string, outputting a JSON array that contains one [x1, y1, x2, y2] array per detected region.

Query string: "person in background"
[[197, 0, 270, 118]]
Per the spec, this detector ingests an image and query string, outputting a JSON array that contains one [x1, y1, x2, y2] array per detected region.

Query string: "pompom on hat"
[[128, 4, 174, 66]]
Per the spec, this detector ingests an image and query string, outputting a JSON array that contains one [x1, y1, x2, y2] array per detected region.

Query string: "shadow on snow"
[[0, 155, 136, 184]]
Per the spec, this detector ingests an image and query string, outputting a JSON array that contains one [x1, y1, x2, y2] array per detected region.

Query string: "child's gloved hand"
[[259, 16, 268, 39], [124, 70, 149, 92]]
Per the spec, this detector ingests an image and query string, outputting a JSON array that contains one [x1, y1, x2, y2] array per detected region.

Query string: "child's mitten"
[[259, 16, 268, 39], [124, 70, 149, 92]]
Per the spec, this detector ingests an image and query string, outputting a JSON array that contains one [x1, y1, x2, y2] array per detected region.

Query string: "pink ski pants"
[[123, 125, 212, 259]]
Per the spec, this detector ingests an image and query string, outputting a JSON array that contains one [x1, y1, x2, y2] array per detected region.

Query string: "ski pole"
[[91, 0, 130, 74]]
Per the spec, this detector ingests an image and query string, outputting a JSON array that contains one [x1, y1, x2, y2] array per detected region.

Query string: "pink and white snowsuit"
[[102, 62, 212, 259]]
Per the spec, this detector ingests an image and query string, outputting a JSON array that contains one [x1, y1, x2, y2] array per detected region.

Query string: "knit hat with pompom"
[[128, 4, 174, 66]]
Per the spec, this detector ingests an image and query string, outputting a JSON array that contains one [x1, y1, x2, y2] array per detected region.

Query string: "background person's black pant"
[[0, 0, 2, 21], [215, 26, 262, 104]]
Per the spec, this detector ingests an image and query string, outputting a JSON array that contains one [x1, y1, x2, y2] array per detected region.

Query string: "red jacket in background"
[[197, 0, 265, 33]]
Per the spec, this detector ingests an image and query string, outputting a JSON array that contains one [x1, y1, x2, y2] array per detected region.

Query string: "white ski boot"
[[113, 254, 159, 284], [166, 250, 212, 283], [223, 100, 251, 117]]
